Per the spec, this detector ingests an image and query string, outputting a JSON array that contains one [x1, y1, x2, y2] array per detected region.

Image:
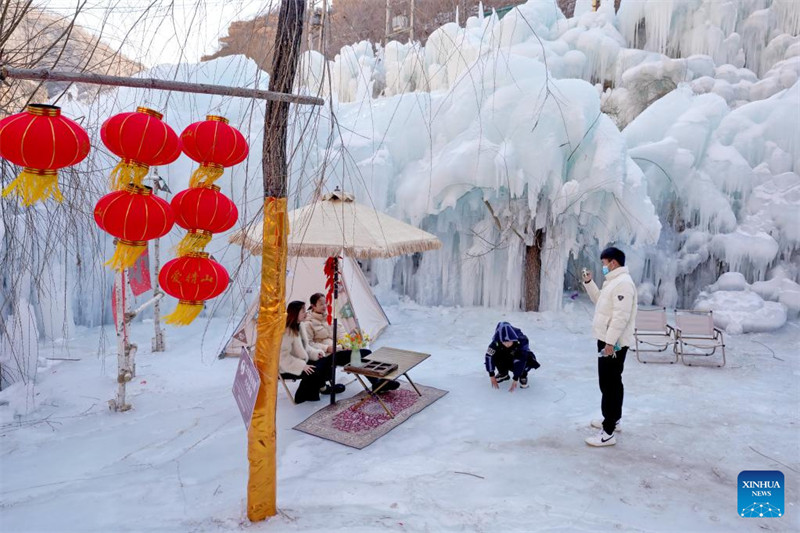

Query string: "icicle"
[[773, 0, 800, 36]]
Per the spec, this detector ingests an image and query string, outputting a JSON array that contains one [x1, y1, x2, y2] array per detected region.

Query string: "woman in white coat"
[[280, 301, 344, 403], [305, 293, 335, 353]]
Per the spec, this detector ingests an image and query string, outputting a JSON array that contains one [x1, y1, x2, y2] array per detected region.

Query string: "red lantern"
[[94, 184, 175, 270], [159, 252, 229, 325], [0, 104, 90, 206], [101, 107, 181, 190], [171, 184, 238, 255], [180, 115, 248, 187]]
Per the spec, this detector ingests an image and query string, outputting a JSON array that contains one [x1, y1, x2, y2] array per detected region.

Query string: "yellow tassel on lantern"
[[189, 163, 224, 188], [105, 239, 146, 270], [164, 300, 204, 325], [1, 168, 63, 206], [109, 159, 150, 190], [176, 230, 212, 256]]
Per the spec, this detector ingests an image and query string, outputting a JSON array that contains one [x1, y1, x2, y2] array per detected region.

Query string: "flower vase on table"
[[338, 329, 371, 366]]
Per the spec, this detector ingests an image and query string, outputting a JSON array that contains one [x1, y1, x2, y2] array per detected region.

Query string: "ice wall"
[[624, 81, 800, 307], [292, 49, 660, 311]]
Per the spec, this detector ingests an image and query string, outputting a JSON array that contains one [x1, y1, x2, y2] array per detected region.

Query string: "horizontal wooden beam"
[[0, 66, 324, 106]]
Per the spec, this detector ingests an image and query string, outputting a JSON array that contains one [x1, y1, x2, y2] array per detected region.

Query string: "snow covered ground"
[[1, 297, 798, 532]]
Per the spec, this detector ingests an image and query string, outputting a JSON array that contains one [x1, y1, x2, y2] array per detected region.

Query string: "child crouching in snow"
[[485, 322, 541, 392]]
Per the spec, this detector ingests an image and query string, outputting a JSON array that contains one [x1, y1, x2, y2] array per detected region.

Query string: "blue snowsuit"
[[484, 322, 540, 381]]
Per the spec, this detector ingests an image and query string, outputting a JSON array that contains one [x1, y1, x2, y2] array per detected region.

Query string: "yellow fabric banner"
[[247, 196, 288, 521]]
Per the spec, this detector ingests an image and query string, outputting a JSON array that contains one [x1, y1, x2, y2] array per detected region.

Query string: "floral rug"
[[293, 383, 448, 449]]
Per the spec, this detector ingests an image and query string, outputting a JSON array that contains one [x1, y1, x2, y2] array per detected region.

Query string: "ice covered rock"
[[694, 290, 787, 333], [708, 272, 748, 292]]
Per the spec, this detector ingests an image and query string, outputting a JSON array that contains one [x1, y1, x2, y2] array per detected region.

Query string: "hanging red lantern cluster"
[[180, 115, 248, 187], [159, 252, 229, 325], [94, 184, 174, 269], [101, 107, 181, 190], [0, 104, 90, 206], [171, 184, 238, 255], [156, 114, 246, 324], [0, 100, 244, 325]]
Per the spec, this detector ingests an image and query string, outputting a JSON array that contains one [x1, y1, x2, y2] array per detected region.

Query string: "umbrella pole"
[[330, 256, 339, 405]]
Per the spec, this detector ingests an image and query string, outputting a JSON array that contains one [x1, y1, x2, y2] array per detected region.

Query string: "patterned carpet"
[[293, 383, 448, 449]]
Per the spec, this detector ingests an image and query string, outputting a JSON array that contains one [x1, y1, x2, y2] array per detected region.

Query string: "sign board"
[[232, 347, 261, 429]]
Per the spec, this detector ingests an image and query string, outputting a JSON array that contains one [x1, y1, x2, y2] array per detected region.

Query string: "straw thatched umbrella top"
[[230, 189, 442, 259]]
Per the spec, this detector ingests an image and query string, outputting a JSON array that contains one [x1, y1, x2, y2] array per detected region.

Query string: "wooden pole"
[[317, 0, 327, 52], [111, 269, 131, 411], [409, 0, 415, 42], [248, 0, 305, 522], [0, 66, 323, 106], [151, 174, 166, 352]]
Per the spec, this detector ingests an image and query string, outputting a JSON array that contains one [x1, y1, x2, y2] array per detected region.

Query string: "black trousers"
[[292, 350, 352, 402], [493, 352, 537, 378], [597, 340, 627, 435]]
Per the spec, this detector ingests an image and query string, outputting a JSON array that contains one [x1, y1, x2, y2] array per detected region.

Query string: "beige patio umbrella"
[[229, 188, 441, 405], [229, 188, 441, 259]]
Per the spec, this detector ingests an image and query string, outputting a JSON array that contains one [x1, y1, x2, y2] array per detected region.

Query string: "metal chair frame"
[[634, 306, 678, 364], [674, 309, 726, 367]]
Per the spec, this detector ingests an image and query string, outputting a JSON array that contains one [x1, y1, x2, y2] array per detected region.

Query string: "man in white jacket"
[[582, 247, 637, 447]]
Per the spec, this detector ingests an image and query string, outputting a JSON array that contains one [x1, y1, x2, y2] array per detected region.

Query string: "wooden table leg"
[[403, 372, 422, 396], [350, 374, 394, 418]]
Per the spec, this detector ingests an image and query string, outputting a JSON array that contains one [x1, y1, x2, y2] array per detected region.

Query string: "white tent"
[[224, 189, 440, 359], [220, 254, 389, 358]]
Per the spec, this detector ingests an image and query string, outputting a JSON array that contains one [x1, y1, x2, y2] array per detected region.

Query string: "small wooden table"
[[344, 347, 430, 418]]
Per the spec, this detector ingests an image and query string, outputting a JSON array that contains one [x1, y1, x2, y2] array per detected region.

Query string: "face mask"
[[602, 265, 610, 275]]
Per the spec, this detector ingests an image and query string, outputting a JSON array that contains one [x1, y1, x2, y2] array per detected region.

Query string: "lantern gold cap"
[[186, 251, 210, 259], [22, 167, 58, 176], [136, 107, 163, 120], [206, 115, 229, 124], [27, 104, 61, 117], [122, 183, 153, 196]]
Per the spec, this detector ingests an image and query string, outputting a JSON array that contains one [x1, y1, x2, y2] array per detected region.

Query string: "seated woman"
[[280, 301, 345, 404], [306, 293, 335, 353]]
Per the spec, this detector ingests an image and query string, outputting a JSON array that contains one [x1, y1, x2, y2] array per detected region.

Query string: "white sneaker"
[[591, 419, 621, 432], [585, 430, 616, 447]]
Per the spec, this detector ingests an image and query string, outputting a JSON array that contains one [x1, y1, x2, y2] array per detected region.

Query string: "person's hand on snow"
[[302, 364, 315, 375], [490, 375, 499, 389], [582, 269, 592, 283], [509, 380, 517, 393]]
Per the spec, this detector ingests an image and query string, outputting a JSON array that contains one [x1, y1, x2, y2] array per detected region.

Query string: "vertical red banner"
[[129, 246, 152, 296]]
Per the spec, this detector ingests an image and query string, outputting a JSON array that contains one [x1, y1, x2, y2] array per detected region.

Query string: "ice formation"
[[695, 272, 792, 333], [624, 82, 799, 308]]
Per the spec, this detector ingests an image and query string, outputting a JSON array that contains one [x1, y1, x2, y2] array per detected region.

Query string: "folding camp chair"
[[279, 373, 299, 404], [674, 310, 726, 367], [633, 307, 677, 364]]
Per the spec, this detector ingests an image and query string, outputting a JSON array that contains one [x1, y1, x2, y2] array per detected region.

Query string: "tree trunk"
[[248, 0, 305, 523], [524, 229, 545, 312]]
